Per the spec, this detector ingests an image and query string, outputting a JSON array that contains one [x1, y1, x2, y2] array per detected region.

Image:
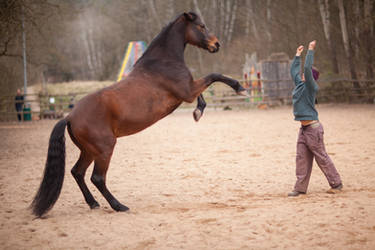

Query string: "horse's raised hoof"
[[237, 90, 250, 97], [193, 109, 202, 122], [89, 201, 100, 209]]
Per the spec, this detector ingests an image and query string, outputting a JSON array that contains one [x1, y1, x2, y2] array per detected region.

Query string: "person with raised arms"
[[288, 40, 343, 197]]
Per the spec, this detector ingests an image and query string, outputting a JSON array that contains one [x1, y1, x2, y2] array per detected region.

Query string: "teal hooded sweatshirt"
[[290, 50, 319, 121]]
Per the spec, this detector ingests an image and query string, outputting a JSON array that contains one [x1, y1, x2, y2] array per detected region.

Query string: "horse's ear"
[[184, 12, 197, 22]]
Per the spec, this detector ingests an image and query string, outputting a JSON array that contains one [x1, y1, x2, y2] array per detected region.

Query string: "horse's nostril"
[[215, 42, 220, 48]]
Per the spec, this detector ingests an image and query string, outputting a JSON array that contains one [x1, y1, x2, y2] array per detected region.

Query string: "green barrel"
[[23, 107, 32, 121]]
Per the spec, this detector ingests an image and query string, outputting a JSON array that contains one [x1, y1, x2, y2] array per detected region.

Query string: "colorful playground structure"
[[117, 41, 147, 82]]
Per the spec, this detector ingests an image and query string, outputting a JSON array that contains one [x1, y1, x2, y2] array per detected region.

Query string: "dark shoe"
[[327, 183, 343, 194], [288, 191, 305, 197]]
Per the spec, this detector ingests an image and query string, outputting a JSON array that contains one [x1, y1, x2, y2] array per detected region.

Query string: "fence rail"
[[1, 79, 374, 121]]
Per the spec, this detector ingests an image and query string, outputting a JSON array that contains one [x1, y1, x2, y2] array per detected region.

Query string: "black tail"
[[31, 119, 67, 217]]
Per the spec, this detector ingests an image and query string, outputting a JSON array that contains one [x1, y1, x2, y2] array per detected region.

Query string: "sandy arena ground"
[[0, 104, 374, 249]]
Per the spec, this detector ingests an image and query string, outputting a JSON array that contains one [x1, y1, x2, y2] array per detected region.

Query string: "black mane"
[[147, 14, 182, 49], [135, 14, 186, 65]]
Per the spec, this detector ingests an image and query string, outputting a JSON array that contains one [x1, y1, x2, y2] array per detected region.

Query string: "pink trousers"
[[294, 122, 342, 193]]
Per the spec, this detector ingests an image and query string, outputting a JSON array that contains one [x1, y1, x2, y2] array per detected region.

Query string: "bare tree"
[[363, 0, 374, 79], [0, 0, 60, 95], [318, 0, 339, 74], [192, 0, 204, 74], [148, 0, 162, 31], [2, 0, 375, 99], [249, 0, 259, 41], [337, 0, 359, 89], [265, 0, 272, 43], [217, 0, 238, 44], [353, 0, 361, 59], [166, 0, 175, 20], [244, 0, 250, 38], [227, 0, 238, 43], [209, 0, 218, 32], [0, 0, 22, 57], [193, 0, 205, 23]]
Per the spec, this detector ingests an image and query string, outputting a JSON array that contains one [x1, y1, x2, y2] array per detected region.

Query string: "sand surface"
[[0, 104, 374, 249]]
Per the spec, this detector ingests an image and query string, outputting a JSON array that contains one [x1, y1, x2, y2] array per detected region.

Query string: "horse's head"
[[184, 12, 220, 53]]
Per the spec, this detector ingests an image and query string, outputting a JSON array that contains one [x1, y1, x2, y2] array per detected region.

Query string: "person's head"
[[312, 66, 319, 81], [301, 67, 319, 82], [16, 89, 21, 95]]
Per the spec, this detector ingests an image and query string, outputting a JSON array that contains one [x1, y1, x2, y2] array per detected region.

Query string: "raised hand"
[[296, 45, 304, 56], [308, 40, 316, 50]]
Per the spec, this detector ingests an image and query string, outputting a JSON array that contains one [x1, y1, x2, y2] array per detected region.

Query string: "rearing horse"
[[31, 12, 247, 217]]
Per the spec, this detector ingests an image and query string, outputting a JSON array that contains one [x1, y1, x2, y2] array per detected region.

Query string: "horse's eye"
[[197, 24, 205, 31]]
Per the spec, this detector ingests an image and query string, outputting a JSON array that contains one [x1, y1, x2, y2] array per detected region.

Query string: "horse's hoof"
[[193, 109, 202, 122], [113, 203, 129, 212], [89, 201, 100, 209], [237, 90, 250, 97]]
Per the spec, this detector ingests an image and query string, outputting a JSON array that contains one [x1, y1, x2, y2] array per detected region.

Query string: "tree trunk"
[[218, 0, 236, 45], [364, 0, 374, 79], [80, 16, 94, 79], [87, 24, 100, 79], [166, 0, 174, 20], [337, 0, 359, 90], [219, 0, 225, 39], [246, 0, 259, 42], [250, 7, 259, 42], [193, 0, 205, 24], [192, 0, 204, 74], [296, 0, 304, 42], [224, 0, 231, 42], [245, 0, 250, 38], [318, 0, 339, 74], [227, 0, 237, 43], [210, 0, 217, 32], [353, 0, 361, 60], [139, 0, 153, 43], [265, 0, 272, 42], [148, 0, 161, 31]]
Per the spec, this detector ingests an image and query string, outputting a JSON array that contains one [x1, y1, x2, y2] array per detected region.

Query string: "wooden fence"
[[1, 79, 374, 122], [0, 92, 86, 122], [314, 79, 375, 103], [202, 78, 375, 108]]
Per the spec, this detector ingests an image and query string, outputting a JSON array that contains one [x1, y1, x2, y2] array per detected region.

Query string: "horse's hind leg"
[[193, 94, 206, 122], [91, 152, 129, 212], [71, 152, 99, 209]]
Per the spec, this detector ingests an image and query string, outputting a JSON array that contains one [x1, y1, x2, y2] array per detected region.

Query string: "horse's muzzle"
[[208, 42, 220, 53]]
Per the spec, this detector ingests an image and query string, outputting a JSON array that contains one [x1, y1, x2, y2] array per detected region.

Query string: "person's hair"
[[312, 66, 319, 81]]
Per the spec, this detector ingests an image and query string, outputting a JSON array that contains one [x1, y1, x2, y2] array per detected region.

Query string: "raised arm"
[[304, 40, 318, 89], [290, 45, 304, 85]]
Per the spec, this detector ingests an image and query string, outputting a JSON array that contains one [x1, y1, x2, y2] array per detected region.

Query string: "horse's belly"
[[115, 98, 182, 137]]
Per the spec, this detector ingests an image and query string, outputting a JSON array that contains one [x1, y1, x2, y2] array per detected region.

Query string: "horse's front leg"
[[191, 73, 248, 98], [190, 73, 248, 121], [193, 94, 206, 122]]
